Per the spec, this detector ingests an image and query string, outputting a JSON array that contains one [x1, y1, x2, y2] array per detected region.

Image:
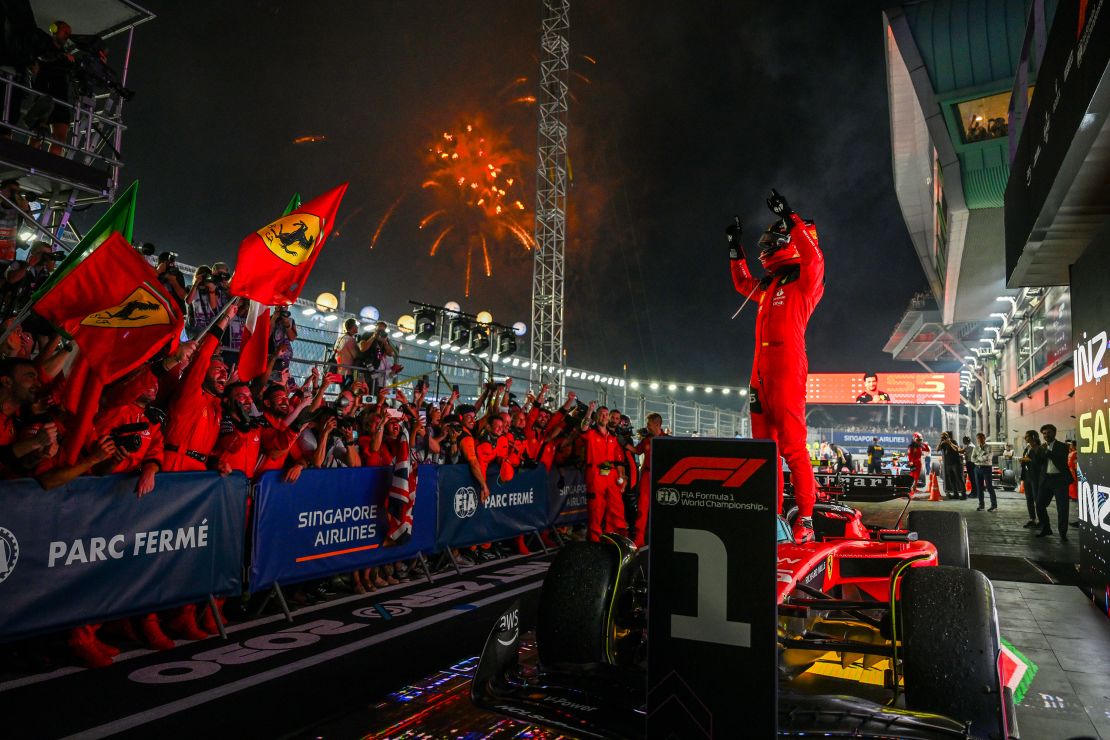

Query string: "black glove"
[[725, 216, 744, 260], [766, 188, 793, 220]]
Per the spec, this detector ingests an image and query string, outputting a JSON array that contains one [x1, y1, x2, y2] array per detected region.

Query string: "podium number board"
[[647, 437, 778, 738]]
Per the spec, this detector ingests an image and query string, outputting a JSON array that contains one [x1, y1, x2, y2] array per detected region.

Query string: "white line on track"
[[62, 580, 543, 740]]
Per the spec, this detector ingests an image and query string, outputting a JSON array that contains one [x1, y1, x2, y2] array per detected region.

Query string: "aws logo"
[[260, 213, 322, 266], [657, 456, 767, 488], [81, 286, 171, 328]]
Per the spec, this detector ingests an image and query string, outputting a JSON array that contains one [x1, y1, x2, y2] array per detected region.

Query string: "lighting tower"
[[530, 0, 570, 388]]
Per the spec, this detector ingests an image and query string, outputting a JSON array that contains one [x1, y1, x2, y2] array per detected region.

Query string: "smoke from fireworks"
[[370, 118, 534, 297]]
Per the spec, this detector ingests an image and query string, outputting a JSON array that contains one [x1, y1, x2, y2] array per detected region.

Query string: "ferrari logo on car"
[[657, 456, 766, 488]]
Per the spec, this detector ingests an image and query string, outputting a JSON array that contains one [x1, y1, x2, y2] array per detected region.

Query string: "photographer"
[[268, 306, 297, 382], [0, 178, 32, 264], [357, 320, 396, 391], [89, 364, 163, 496], [210, 381, 263, 477], [24, 20, 74, 156], [3, 241, 61, 315], [155, 251, 187, 311]]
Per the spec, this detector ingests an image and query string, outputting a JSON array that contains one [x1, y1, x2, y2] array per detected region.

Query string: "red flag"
[[32, 232, 183, 385], [229, 183, 348, 305], [238, 300, 271, 382]]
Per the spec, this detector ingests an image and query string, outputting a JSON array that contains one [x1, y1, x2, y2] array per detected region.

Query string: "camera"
[[415, 376, 427, 393], [138, 242, 156, 256], [510, 427, 526, 442], [109, 422, 148, 453], [276, 308, 291, 319]]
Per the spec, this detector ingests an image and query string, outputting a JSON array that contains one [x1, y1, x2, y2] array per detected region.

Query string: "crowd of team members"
[[0, 299, 667, 669]]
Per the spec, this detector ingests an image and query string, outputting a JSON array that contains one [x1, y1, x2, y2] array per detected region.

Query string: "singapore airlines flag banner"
[[648, 437, 777, 737]]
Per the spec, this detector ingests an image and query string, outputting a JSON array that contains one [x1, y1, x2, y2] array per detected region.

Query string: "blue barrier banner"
[[831, 431, 912, 449], [435, 463, 549, 549], [250, 465, 437, 592], [547, 465, 587, 526], [0, 472, 247, 643]]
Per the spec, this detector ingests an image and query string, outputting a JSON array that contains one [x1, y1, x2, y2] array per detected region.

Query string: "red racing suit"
[[730, 213, 824, 519], [583, 426, 628, 541], [162, 334, 223, 472]]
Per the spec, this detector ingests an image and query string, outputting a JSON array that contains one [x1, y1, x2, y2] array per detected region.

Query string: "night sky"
[[109, 0, 923, 386]]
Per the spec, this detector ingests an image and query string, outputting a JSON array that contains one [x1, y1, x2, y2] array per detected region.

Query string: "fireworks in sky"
[[371, 118, 534, 296]]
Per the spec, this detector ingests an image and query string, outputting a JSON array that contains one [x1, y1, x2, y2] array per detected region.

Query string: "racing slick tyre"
[[907, 510, 970, 568], [1000, 468, 1017, 491], [900, 566, 1004, 740], [536, 540, 618, 667]]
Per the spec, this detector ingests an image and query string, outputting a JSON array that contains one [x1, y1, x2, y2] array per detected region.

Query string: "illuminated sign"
[[804, 373, 959, 405]]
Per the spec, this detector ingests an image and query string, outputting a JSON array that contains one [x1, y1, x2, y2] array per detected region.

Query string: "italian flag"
[[999, 637, 1038, 704], [237, 300, 271, 382]]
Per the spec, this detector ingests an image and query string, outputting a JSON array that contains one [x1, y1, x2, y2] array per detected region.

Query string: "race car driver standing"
[[728, 189, 823, 542]]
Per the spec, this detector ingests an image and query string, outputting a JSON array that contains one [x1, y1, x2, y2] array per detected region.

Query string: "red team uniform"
[[729, 191, 824, 542]]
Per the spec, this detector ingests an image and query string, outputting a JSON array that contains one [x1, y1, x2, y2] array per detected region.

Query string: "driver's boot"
[[792, 516, 815, 544]]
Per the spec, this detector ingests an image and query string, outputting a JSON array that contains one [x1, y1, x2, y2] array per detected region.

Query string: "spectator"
[[333, 318, 359, 378], [268, 306, 297, 382], [0, 178, 31, 264], [25, 20, 75, 156], [970, 432, 996, 512], [358, 320, 397, 392], [938, 431, 964, 500], [3, 241, 59, 322], [865, 437, 884, 474], [1035, 423, 1070, 541], [961, 435, 978, 501], [210, 262, 243, 363], [292, 406, 360, 469], [155, 251, 187, 311], [1020, 429, 1043, 529], [212, 381, 262, 477]]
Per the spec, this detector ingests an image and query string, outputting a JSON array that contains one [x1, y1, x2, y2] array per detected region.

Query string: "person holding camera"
[[0, 178, 32, 264], [25, 20, 75, 156], [358, 320, 397, 391], [155, 251, 187, 310], [269, 306, 297, 381], [89, 364, 163, 495], [3, 241, 61, 319], [211, 381, 263, 477]]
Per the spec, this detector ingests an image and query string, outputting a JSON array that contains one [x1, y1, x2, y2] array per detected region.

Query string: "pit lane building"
[[884, 0, 1110, 613], [881, 0, 1091, 445]]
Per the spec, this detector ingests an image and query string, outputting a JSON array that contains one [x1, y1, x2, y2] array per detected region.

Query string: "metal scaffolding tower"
[[530, 0, 569, 388]]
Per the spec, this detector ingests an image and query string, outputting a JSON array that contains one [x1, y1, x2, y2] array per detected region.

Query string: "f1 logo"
[[658, 457, 767, 488]]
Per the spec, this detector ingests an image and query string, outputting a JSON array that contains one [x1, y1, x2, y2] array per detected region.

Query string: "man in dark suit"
[[1036, 423, 1071, 541]]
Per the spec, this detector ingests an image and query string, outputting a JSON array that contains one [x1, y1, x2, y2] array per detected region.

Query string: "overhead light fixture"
[[323, 314, 339, 322], [650, 382, 660, 390], [468, 325, 490, 355], [722, 388, 731, 395], [414, 306, 438, 340], [686, 385, 695, 392], [668, 383, 677, 391], [739, 389, 748, 396], [630, 381, 640, 389], [495, 328, 517, 357], [448, 316, 471, 347], [705, 387, 714, 393], [302, 307, 317, 316]]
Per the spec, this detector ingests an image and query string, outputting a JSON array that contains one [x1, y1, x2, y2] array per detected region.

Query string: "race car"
[[472, 509, 1016, 739]]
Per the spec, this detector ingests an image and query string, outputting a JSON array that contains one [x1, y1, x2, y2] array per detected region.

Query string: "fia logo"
[[656, 487, 680, 505], [453, 486, 478, 519], [0, 526, 19, 585]]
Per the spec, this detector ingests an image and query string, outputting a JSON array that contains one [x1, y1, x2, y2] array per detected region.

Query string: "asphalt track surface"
[[0, 553, 554, 739]]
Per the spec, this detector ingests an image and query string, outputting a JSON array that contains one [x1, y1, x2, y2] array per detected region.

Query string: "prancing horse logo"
[[259, 213, 322, 266], [81, 286, 171, 328]]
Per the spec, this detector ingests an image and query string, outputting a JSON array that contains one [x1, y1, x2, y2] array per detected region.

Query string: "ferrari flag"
[[33, 232, 182, 384], [229, 183, 347, 305]]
